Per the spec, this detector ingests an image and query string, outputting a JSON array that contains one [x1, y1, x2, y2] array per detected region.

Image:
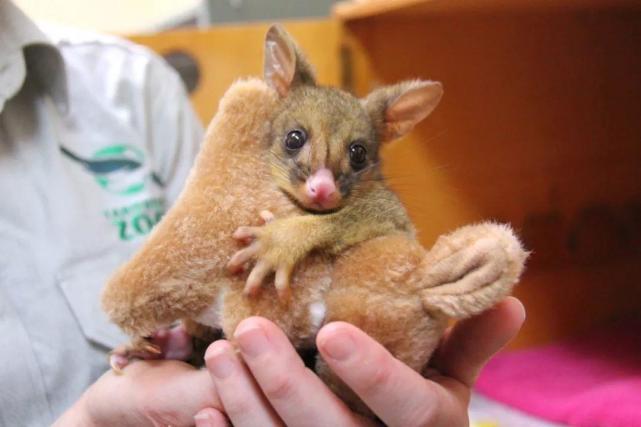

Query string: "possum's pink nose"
[[305, 168, 338, 209]]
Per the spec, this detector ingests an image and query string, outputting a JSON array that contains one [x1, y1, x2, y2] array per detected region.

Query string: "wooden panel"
[[334, 0, 641, 21], [130, 20, 342, 124], [343, 9, 641, 347]]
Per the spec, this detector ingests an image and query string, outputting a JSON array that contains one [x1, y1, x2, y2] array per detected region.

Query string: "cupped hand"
[[55, 325, 222, 427], [203, 297, 525, 427], [55, 360, 221, 427]]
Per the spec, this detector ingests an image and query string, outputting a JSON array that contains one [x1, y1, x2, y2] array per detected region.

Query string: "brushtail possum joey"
[[102, 24, 527, 416], [227, 25, 443, 299]]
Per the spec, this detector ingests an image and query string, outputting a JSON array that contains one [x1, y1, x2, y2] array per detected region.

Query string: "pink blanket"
[[476, 322, 641, 427]]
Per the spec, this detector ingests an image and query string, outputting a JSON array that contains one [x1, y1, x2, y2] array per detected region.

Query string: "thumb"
[[431, 296, 526, 387], [194, 408, 230, 427]]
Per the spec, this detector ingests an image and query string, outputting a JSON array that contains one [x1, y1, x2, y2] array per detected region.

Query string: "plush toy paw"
[[420, 222, 528, 318], [227, 210, 298, 300], [109, 325, 193, 373]]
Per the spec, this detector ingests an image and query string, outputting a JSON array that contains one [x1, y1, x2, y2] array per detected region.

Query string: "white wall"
[[13, 0, 207, 34]]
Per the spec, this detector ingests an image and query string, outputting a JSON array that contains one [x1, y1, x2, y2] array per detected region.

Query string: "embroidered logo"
[[60, 144, 166, 241], [60, 144, 164, 195]]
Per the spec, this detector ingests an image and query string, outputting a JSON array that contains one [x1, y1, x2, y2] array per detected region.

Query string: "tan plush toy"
[[102, 25, 527, 415]]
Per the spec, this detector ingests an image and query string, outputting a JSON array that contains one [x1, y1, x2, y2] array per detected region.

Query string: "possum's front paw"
[[109, 325, 193, 373], [227, 210, 304, 300]]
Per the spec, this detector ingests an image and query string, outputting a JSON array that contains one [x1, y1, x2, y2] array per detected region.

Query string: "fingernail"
[[194, 412, 214, 427], [194, 412, 212, 421], [320, 331, 355, 361], [235, 323, 271, 358], [208, 347, 235, 379]]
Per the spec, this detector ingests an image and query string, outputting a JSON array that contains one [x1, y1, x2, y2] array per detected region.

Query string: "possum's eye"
[[349, 143, 367, 170], [284, 129, 307, 152]]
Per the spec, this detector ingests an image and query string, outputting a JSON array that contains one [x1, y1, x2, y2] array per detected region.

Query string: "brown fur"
[[101, 27, 528, 415], [231, 26, 444, 297]]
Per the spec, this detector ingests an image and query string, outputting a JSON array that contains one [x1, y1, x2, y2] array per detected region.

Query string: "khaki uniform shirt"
[[0, 2, 203, 425]]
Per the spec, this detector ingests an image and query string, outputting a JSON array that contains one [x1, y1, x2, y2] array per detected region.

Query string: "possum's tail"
[[418, 222, 529, 319]]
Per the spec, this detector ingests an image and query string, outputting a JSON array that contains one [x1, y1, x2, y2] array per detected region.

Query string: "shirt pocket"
[[56, 251, 129, 350]]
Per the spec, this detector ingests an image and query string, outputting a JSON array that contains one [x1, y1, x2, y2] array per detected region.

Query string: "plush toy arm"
[[420, 222, 528, 318], [101, 79, 279, 338]]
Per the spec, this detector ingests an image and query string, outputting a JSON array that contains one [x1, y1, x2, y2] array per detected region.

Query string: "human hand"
[[54, 326, 223, 427], [201, 296, 525, 427], [87, 360, 222, 427]]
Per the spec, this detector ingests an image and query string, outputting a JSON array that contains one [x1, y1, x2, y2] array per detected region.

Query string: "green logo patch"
[[104, 198, 166, 241], [60, 144, 167, 241], [92, 145, 147, 195]]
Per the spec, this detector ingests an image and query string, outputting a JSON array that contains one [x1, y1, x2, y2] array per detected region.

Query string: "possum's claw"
[[230, 210, 274, 243], [228, 210, 295, 300], [274, 265, 293, 301], [109, 340, 162, 373], [259, 210, 275, 223], [143, 342, 163, 354], [109, 352, 130, 373], [108, 346, 134, 373], [227, 241, 260, 273], [108, 325, 193, 373], [244, 259, 272, 296], [232, 226, 261, 244]]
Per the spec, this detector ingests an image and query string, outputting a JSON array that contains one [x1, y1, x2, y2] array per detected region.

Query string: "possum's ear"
[[264, 24, 316, 97], [363, 80, 443, 142]]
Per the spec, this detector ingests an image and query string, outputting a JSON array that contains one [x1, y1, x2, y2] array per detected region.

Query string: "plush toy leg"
[[315, 225, 526, 415], [318, 234, 449, 416], [420, 222, 528, 318], [315, 302, 447, 417]]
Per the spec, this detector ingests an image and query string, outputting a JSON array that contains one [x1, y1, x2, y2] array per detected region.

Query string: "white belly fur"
[[193, 290, 327, 334], [309, 301, 327, 331], [194, 289, 226, 328]]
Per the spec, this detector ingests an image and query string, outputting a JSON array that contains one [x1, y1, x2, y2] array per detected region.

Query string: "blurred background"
[[14, 0, 340, 32], [16, 1, 641, 426]]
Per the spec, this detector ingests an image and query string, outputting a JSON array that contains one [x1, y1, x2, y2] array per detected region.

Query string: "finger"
[[317, 322, 456, 427], [115, 361, 222, 426], [259, 210, 275, 223], [232, 226, 259, 241], [274, 265, 292, 301], [432, 296, 526, 388], [244, 260, 272, 296], [205, 340, 282, 427], [234, 317, 367, 427], [227, 243, 260, 273], [194, 408, 230, 427]]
